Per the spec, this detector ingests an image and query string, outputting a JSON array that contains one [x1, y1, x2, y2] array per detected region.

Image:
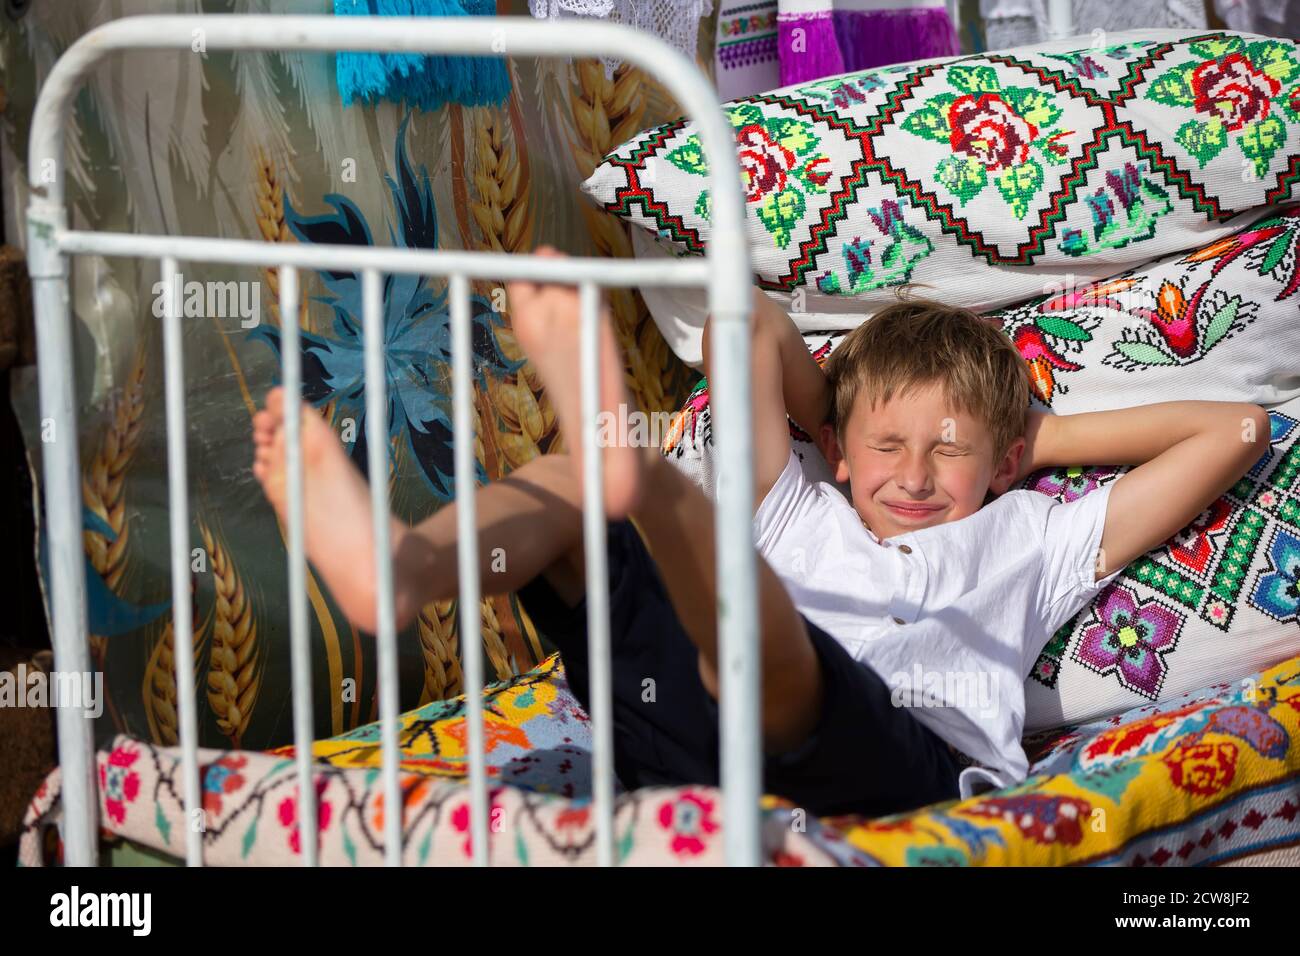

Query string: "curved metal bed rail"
[[26, 14, 759, 867]]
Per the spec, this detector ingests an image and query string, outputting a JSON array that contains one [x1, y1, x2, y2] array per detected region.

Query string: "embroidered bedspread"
[[18, 653, 1300, 866]]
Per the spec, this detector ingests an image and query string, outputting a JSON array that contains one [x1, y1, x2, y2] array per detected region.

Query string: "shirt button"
[[898, 544, 912, 554], [892, 616, 906, 625]]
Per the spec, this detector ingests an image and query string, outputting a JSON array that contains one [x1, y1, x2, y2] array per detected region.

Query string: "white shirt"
[[753, 447, 1124, 800]]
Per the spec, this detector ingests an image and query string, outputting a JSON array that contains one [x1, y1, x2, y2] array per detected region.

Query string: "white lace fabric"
[[528, 0, 715, 78]]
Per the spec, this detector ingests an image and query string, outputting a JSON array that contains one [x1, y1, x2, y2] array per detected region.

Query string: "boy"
[[252, 246, 1270, 818]]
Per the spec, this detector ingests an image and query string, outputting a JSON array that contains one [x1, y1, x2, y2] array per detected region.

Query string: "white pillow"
[[601, 29, 1300, 367]]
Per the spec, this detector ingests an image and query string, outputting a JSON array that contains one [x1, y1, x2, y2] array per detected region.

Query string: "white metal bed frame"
[[26, 7, 1081, 869], [27, 13, 761, 867]]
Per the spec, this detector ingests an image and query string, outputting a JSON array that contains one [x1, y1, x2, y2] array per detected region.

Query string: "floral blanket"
[[18, 653, 1300, 866]]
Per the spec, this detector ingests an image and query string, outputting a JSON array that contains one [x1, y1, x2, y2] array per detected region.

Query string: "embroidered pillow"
[[1020, 392, 1300, 731], [585, 29, 1300, 360], [985, 201, 1300, 411]]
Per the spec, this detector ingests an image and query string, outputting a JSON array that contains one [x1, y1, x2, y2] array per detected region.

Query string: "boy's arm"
[[1021, 403, 1271, 580], [703, 287, 833, 512], [751, 289, 834, 439]]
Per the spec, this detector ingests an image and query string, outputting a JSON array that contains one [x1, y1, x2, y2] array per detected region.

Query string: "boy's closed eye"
[[867, 443, 970, 457]]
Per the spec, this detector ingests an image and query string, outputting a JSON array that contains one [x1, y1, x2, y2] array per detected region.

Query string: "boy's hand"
[[748, 287, 834, 441], [703, 288, 793, 513]]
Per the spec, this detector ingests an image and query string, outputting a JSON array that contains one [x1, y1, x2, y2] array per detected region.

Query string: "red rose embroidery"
[[948, 93, 1037, 170], [801, 155, 833, 188], [1191, 53, 1281, 132], [736, 123, 796, 203]]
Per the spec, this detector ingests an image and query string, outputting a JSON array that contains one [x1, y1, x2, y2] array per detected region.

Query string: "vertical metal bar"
[[1047, 0, 1074, 39], [362, 268, 403, 866], [579, 280, 615, 867], [707, 274, 760, 862], [450, 272, 489, 867], [160, 256, 203, 867], [27, 197, 96, 866], [710, 312, 760, 868], [279, 266, 317, 867]]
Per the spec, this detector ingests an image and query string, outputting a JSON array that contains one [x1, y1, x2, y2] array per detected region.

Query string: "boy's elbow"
[[1244, 405, 1271, 450], [1231, 405, 1271, 466]]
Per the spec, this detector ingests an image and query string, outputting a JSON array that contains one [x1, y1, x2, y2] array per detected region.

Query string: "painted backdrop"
[[1, 0, 712, 749]]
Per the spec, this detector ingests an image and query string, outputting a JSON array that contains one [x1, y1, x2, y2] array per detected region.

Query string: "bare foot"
[[252, 387, 386, 632], [506, 247, 645, 518]]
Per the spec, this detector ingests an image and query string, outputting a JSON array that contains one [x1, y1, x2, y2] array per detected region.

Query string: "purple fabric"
[[778, 11, 846, 86], [834, 8, 959, 73], [778, 6, 959, 86], [720, 33, 780, 73]]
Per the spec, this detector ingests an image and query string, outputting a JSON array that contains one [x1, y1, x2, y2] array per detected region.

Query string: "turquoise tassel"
[[335, 0, 512, 112]]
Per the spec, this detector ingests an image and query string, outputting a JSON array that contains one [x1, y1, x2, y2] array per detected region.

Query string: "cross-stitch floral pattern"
[[584, 30, 1300, 318], [99, 743, 141, 827], [1074, 585, 1186, 699], [1143, 37, 1300, 179], [898, 65, 1074, 219], [667, 103, 833, 248], [17, 655, 1300, 867], [1253, 527, 1300, 623]]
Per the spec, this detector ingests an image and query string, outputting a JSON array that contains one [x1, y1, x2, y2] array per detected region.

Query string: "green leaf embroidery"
[[694, 188, 711, 222], [1240, 115, 1287, 178], [1189, 36, 1245, 59], [1246, 41, 1300, 84], [515, 830, 529, 865], [936, 155, 988, 204], [1174, 117, 1228, 166], [1201, 297, 1242, 351], [1260, 230, 1294, 275], [727, 103, 765, 128], [1036, 316, 1092, 341], [947, 65, 1000, 94], [343, 829, 357, 866], [155, 802, 171, 845], [879, 242, 902, 270], [755, 187, 806, 248], [1113, 340, 1177, 366], [1002, 86, 1062, 128], [1145, 63, 1198, 108], [1032, 135, 1072, 165], [819, 271, 843, 294], [618, 824, 636, 864], [764, 116, 819, 156], [791, 157, 830, 195], [665, 140, 709, 176], [901, 102, 952, 143], [1283, 86, 1300, 123], [994, 160, 1043, 219], [242, 817, 258, 859]]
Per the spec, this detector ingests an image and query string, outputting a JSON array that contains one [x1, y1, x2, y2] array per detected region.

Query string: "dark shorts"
[[516, 518, 961, 819]]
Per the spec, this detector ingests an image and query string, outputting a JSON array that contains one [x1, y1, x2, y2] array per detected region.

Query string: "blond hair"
[[822, 285, 1031, 460]]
